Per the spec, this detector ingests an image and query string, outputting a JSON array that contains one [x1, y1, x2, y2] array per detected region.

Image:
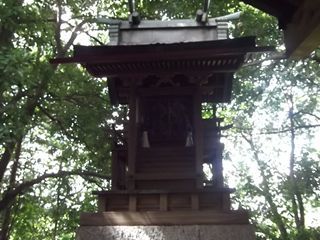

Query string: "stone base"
[[76, 225, 255, 240]]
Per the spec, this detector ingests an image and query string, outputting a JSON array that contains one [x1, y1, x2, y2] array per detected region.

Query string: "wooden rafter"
[[284, 0, 320, 58], [242, 0, 320, 58]]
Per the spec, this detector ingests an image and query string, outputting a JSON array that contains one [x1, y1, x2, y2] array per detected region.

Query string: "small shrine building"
[[51, 0, 319, 239]]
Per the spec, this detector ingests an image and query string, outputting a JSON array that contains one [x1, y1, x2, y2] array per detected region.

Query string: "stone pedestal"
[[76, 225, 255, 240]]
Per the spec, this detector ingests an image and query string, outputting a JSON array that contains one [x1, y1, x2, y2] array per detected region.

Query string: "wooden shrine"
[[50, 2, 281, 239], [53, 21, 271, 227]]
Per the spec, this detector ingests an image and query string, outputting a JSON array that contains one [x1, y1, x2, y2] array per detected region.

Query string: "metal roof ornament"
[[196, 0, 211, 23], [128, 0, 140, 25]]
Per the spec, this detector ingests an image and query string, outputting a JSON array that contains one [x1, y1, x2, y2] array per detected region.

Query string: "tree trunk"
[[258, 163, 289, 240], [0, 142, 15, 184], [288, 101, 305, 236], [0, 138, 22, 240], [242, 134, 289, 240], [0, 203, 14, 240]]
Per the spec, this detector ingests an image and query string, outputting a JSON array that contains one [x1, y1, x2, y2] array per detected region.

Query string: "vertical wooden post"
[[127, 82, 137, 190], [193, 85, 204, 189], [97, 196, 106, 212], [160, 194, 168, 211], [191, 193, 199, 210], [129, 195, 137, 211], [214, 143, 224, 187], [222, 192, 231, 211], [111, 149, 118, 190]]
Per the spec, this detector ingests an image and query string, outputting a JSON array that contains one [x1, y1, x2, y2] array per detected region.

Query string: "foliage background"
[[0, 0, 319, 239]]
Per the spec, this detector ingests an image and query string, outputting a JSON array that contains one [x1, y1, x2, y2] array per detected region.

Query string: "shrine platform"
[[76, 225, 255, 240]]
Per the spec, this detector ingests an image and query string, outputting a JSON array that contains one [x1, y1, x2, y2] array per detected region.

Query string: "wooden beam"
[[93, 187, 236, 195], [79, 210, 250, 226], [134, 172, 196, 180], [138, 87, 195, 96], [284, 0, 320, 58]]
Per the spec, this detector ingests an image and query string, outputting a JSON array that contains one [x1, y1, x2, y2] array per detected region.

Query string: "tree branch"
[[54, 0, 63, 55], [60, 20, 89, 57], [242, 53, 285, 68], [234, 124, 320, 136], [37, 105, 68, 133], [0, 170, 110, 211], [37, 104, 95, 151], [294, 111, 320, 121], [82, 31, 105, 45]]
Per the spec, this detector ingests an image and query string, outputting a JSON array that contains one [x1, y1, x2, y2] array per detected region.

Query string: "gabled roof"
[[51, 37, 272, 77]]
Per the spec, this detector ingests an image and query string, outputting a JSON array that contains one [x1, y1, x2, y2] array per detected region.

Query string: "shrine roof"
[[51, 36, 273, 77], [50, 36, 274, 105]]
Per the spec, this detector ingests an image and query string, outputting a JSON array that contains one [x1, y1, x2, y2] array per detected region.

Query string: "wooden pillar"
[[213, 143, 224, 188], [127, 82, 138, 190], [97, 195, 106, 212], [191, 193, 199, 210], [193, 85, 203, 189], [129, 195, 137, 211], [160, 194, 168, 211], [222, 192, 231, 211], [111, 149, 119, 190]]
